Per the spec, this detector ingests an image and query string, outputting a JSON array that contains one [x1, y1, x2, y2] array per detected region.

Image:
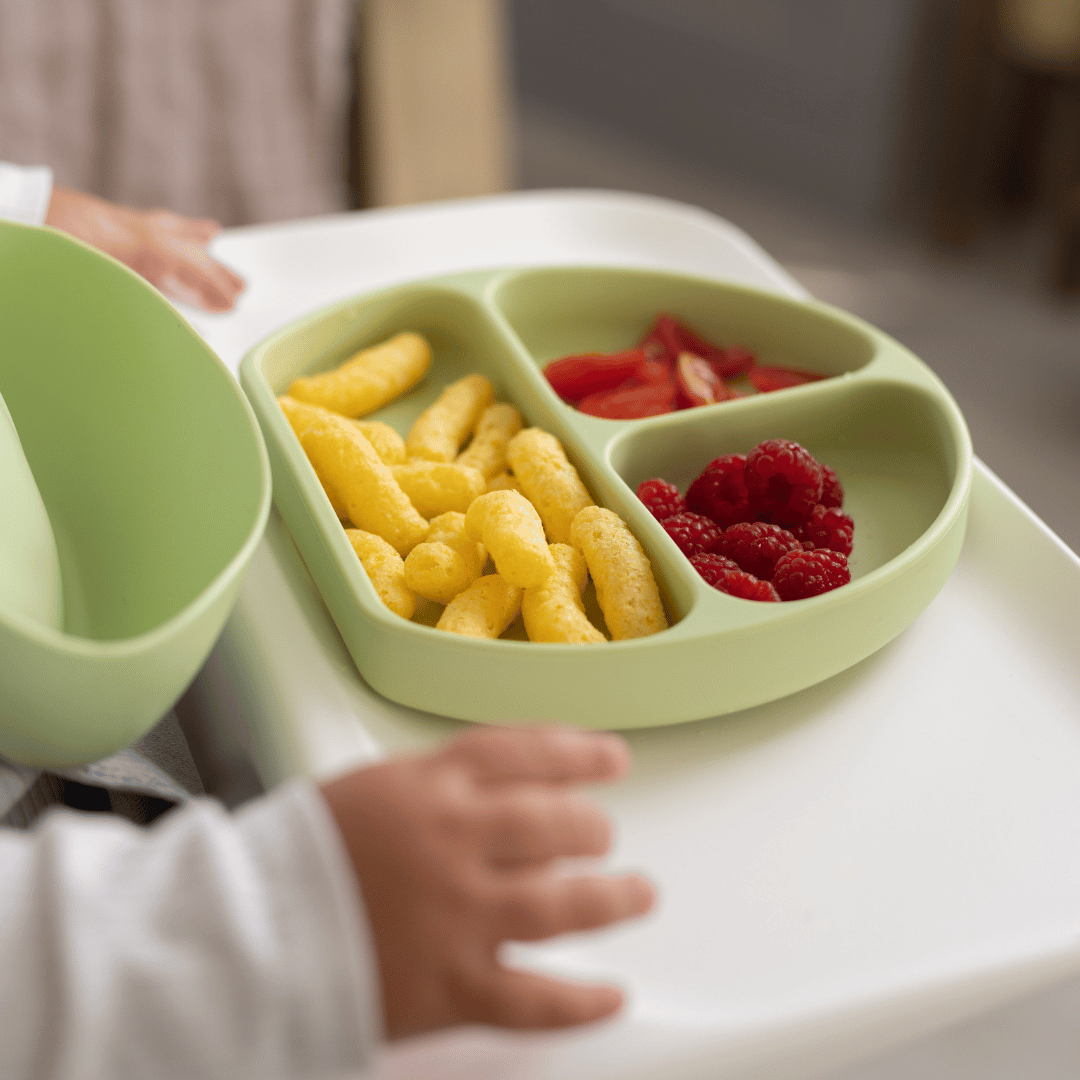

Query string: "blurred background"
[[509, 0, 1080, 555], [2, 0, 1078, 552]]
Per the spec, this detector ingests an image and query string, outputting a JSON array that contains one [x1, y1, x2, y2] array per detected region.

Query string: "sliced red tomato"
[[635, 356, 674, 385], [656, 317, 757, 379], [712, 345, 756, 380], [747, 364, 825, 393], [676, 352, 727, 406], [638, 328, 671, 363], [576, 381, 677, 419], [543, 349, 645, 401], [674, 323, 727, 366], [653, 315, 683, 361]]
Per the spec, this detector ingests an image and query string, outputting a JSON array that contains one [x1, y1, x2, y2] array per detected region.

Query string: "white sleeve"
[[0, 161, 53, 225], [0, 780, 383, 1080]]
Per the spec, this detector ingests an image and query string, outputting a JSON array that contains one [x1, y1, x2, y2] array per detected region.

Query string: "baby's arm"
[[320, 725, 655, 1037], [44, 185, 245, 313], [0, 728, 652, 1078]]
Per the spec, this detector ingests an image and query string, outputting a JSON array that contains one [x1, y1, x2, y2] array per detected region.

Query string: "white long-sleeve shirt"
[[1, 160, 382, 1077], [0, 160, 53, 224], [0, 781, 382, 1079]]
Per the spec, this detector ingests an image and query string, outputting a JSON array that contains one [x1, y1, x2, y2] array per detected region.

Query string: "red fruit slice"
[[638, 328, 671, 363], [747, 365, 825, 393], [673, 323, 726, 365], [676, 352, 727, 406], [635, 356, 675, 385], [711, 345, 756, 380], [544, 349, 645, 401], [654, 315, 683, 361], [576, 381, 677, 419]]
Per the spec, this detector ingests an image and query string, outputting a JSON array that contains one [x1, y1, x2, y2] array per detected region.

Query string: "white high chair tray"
[[183, 191, 1080, 1080]]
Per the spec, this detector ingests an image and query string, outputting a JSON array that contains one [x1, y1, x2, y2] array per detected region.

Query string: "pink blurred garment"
[[0, 0, 354, 225]]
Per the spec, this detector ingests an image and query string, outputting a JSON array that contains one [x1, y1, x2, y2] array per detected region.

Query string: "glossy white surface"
[[183, 192, 1080, 1080]]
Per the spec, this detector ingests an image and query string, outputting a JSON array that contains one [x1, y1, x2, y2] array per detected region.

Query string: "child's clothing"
[[0, 0, 353, 226], [0, 780, 381, 1078], [0, 161, 52, 224]]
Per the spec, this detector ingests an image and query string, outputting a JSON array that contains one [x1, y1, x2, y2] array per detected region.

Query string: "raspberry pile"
[[637, 439, 853, 601]]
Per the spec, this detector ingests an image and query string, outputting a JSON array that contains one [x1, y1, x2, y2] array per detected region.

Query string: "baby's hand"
[[44, 185, 245, 313], [319, 726, 655, 1038]]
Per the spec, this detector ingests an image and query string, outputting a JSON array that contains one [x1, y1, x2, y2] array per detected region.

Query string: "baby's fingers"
[[176, 217, 222, 244], [499, 871, 655, 942], [447, 726, 630, 786], [144, 209, 221, 244], [468, 967, 624, 1029], [485, 788, 611, 864], [165, 248, 245, 313]]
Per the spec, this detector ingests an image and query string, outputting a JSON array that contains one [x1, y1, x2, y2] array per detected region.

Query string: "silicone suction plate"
[[241, 266, 971, 729]]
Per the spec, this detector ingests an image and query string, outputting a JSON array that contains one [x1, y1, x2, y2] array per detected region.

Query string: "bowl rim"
[[0, 221, 273, 655]]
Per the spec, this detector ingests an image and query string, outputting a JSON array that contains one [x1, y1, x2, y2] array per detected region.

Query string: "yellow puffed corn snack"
[[352, 420, 406, 465], [436, 574, 523, 639], [279, 397, 351, 518], [455, 403, 523, 480], [403, 512, 487, 604], [288, 331, 431, 417], [522, 544, 606, 644], [346, 529, 416, 619], [323, 480, 350, 522], [506, 428, 594, 545], [465, 489, 555, 589], [485, 471, 522, 494], [279, 396, 428, 555], [391, 461, 485, 518], [570, 506, 667, 641], [406, 373, 495, 462]]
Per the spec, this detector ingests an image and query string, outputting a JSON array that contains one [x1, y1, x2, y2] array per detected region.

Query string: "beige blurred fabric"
[[0, 0, 354, 225]]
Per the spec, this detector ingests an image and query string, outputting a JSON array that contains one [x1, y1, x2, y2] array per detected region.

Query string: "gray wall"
[[512, 0, 953, 221]]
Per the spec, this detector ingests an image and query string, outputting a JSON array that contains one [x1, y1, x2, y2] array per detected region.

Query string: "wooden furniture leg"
[[996, 68, 1054, 209], [1052, 82, 1080, 291], [933, 0, 1002, 247], [356, 0, 515, 208]]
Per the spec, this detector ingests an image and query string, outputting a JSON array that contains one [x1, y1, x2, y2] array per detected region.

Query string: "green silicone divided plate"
[[241, 266, 972, 729]]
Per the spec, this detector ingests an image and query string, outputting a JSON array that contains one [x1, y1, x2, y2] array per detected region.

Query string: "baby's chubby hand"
[[45, 185, 245, 313], [319, 726, 655, 1038]]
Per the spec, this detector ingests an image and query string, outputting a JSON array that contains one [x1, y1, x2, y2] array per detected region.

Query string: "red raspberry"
[[636, 477, 686, 521], [772, 548, 850, 600], [691, 553, 780, 602], [820, 464, 844, 508], [685, 454, 752, 529], [688, 551, 740, 583], [661, 512, 722, 557], [716, 521, 802, 580], [794, 504, 854, 556], [745, 439, 824, 525]]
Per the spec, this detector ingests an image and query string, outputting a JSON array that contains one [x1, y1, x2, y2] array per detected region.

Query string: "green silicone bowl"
[[0, 221, 271, 766], [241, 266, 972, 729]]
